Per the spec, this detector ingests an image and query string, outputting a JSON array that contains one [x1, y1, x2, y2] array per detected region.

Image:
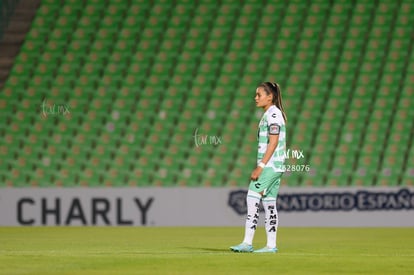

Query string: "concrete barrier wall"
[[1, 187, 413, 227]]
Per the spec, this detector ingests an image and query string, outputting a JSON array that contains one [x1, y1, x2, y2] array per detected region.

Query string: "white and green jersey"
[[257, 105, 286, 172]]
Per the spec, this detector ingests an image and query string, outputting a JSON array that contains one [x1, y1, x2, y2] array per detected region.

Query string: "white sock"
[[242, 190, 262, 245], [263, 198, 278, 248]]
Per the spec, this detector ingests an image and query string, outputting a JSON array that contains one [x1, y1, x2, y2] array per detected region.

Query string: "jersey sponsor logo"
[[269, 123, 280, 135]]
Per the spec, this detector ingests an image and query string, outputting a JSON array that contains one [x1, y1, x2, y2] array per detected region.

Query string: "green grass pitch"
[[1, 227, 413, 274]]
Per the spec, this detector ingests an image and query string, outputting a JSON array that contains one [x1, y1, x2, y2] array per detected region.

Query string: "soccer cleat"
[[253, 246, 278, 253], [230, 242, 253, 253]]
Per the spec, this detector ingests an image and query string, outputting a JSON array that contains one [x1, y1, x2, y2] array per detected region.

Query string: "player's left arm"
[[260, 133, 279, 165], [250, 129, 279, 181]]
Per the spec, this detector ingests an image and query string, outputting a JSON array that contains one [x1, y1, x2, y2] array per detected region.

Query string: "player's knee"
[[247, 190, 262, 198]]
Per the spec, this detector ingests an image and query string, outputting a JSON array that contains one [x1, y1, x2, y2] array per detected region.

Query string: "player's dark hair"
[[259, 82, 287, 123]]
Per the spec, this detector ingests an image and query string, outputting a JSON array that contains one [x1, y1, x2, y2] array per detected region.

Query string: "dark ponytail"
[[259, 82, 287, 123]]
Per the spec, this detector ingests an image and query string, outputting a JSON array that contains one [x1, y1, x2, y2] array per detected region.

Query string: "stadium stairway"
[[0, 0, 41, 90]]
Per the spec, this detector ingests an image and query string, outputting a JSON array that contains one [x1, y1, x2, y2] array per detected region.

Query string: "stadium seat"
[[0, 0, 413, 188]]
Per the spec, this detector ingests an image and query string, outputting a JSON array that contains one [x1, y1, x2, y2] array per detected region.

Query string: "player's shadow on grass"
[[183, 247, 229, 253]]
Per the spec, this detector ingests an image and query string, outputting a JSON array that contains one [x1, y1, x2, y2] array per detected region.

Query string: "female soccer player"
[[230, 82, 287, 253]]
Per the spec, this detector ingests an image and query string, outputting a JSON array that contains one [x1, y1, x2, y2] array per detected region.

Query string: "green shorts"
[[249, 168, 283, 199]]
